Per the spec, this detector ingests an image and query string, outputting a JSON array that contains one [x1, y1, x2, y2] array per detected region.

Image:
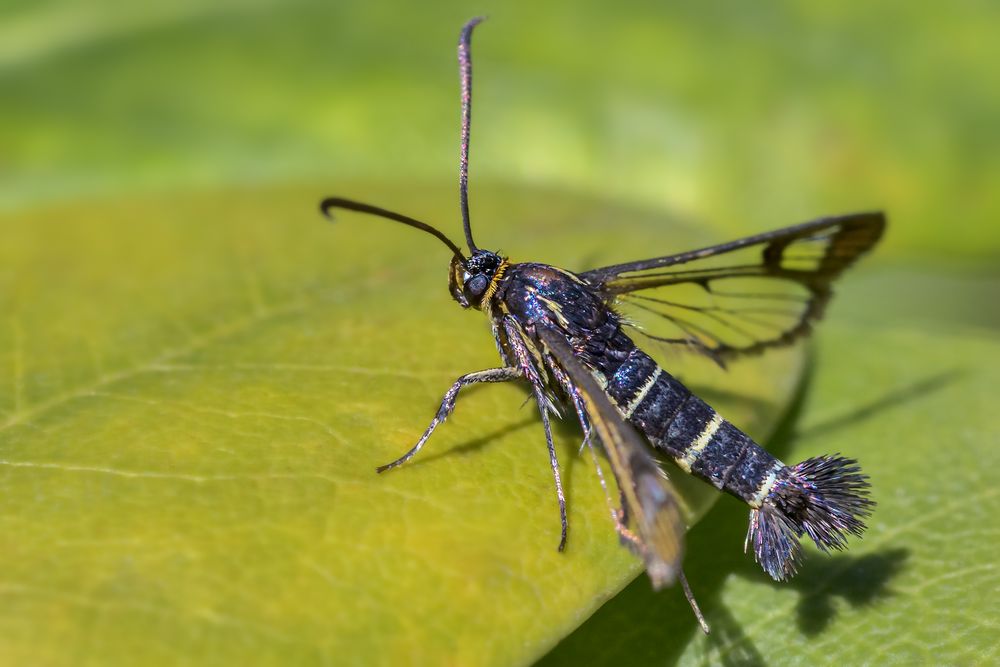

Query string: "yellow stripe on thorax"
[[480, 258, 509, 306]]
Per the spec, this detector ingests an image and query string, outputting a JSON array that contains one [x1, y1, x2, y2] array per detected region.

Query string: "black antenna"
[[320, 197, 467, 263], [458, 16, 485, 253]]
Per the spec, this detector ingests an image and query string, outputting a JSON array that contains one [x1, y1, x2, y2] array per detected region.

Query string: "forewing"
[[536, 326, 685, 589], [581, 212, 885, 363]]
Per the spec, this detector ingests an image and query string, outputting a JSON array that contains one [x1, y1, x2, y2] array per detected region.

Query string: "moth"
[[322, 17, 881, 630]]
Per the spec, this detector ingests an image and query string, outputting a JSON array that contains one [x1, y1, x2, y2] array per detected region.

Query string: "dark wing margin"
[[537, 326, 685, 589], [581, 212, 886, 363]]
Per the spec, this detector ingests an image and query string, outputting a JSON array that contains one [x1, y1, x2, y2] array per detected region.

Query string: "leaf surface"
[[0, 186, 800, 666]]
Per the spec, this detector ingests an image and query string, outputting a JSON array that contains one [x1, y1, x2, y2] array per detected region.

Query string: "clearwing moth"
[[321, 17, 881, 632]]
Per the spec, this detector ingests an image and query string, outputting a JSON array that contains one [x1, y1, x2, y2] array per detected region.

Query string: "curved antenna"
[[320, 197, 467, 263], [458, 16, 486, 253]]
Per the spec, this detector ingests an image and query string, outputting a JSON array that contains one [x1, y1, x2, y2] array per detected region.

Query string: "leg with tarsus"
[[376, 367, 522, 473], [530, 383, 569, 552], [611, 507, 710, 634], [561, 376, 711, 634], [561, 382, 629, 552]]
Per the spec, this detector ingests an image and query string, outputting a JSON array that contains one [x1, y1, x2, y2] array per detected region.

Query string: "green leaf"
[[540, 322, 1000, 665], [5, 2, 997, 664], [0, 185, 800, 666]]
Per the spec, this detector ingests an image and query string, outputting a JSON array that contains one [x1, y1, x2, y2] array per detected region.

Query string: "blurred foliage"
[[1, 0, 998, 665], [2, 0, 999, 264]]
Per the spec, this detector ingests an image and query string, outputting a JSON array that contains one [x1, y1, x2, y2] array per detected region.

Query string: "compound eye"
[[466, 274, 490, 298]]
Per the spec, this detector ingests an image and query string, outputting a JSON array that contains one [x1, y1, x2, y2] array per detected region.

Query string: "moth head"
[[450, 250, 505, 310]]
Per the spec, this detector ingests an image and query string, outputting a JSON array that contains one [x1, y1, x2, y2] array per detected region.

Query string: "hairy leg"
[[376, 367, 521, 473], [530, 382, 569, 552]]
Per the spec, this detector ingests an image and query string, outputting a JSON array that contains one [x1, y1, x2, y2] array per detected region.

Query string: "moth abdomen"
[[604, 345, 873, 580], [603, 348, 772, 499]]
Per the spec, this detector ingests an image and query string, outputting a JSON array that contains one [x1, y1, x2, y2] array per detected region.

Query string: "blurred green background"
[[4, 0, 999, 265], [1, 1, 998, 665]]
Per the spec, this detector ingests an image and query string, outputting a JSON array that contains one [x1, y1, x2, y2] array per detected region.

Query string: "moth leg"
[[680, 570, 711, 635], [376, 366, 521, 473], [553, 357, 641, 549], [556, 368, 701, 632], [610, 506, 711, 634], [612, 508, 641, 551], [530, 383, 569, 552], [551, 365, 637, 560], [498, 317, 569, 550], [546, 362, 593, 452], [551, 363, 640, 556], [618, 487, 630, 526]]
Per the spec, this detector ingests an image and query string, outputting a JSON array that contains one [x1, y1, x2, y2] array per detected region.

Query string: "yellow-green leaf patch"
[[0, 186, 800, 666]]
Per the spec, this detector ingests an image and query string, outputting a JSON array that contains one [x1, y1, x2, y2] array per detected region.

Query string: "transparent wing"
[[580, 212, 885, 364], [537, 326, 685, 589]]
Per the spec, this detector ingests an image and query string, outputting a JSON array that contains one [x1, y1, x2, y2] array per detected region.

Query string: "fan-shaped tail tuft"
[[746, 455, 874, 580]]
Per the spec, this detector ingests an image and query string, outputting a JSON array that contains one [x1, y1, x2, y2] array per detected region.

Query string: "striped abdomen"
[[603, 347, 782, 508], [592, 340, 872, 582]]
